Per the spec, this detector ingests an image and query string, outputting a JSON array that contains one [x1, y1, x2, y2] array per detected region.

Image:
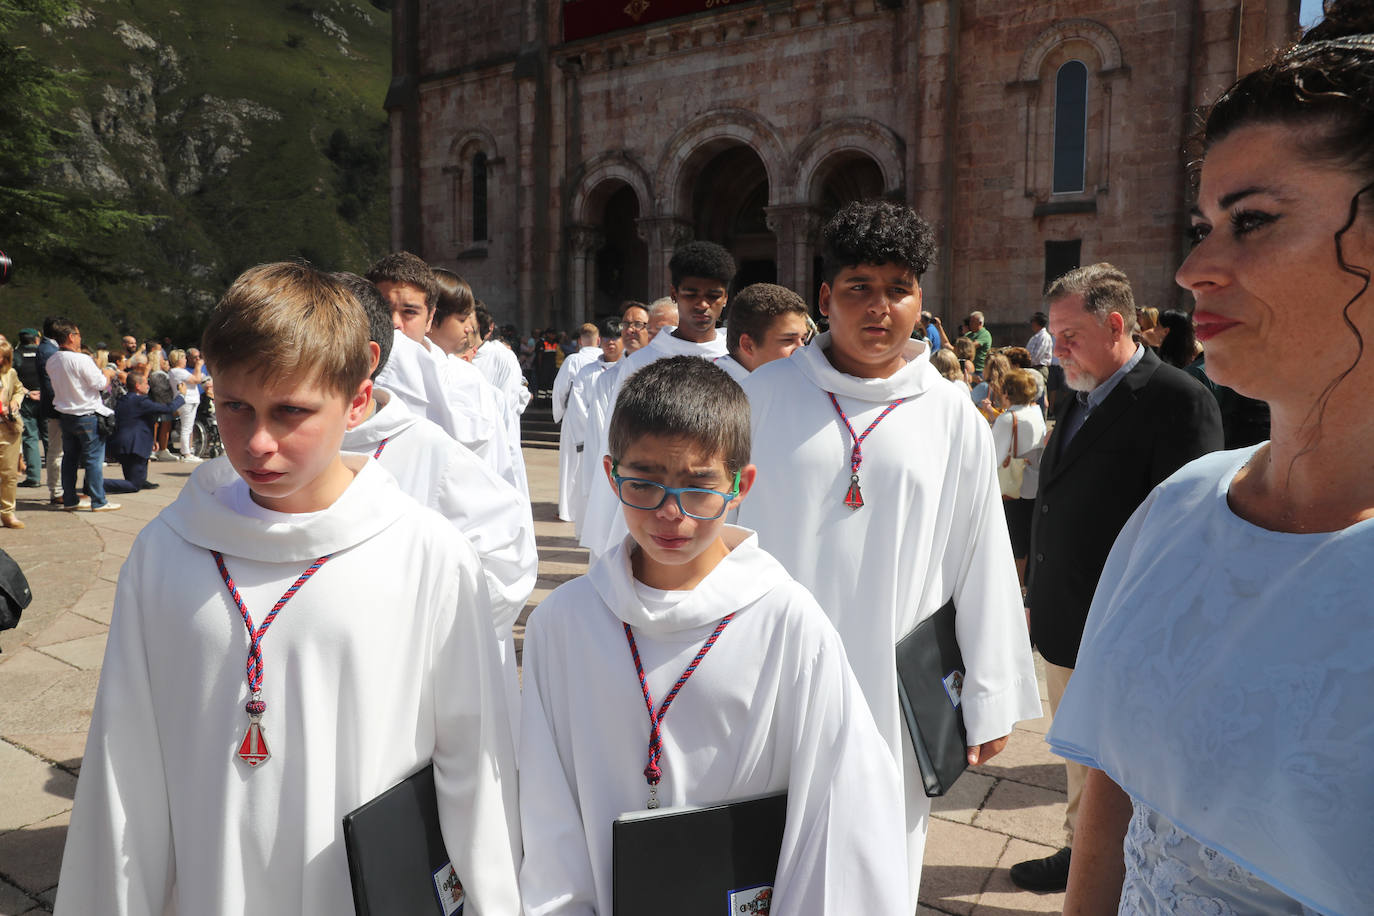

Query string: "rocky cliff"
[[2, 0, 391, 342]]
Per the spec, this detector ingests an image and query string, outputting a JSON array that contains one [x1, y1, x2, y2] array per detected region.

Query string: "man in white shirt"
[[1027, 310, 1054, 373], [47, 318, 119, 511]]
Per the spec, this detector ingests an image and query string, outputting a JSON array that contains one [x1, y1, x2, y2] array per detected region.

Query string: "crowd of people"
[[25, 4, 1374, 913]]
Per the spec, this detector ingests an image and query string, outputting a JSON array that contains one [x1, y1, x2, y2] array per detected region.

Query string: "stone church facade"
[[386, 0, 1296, 335]]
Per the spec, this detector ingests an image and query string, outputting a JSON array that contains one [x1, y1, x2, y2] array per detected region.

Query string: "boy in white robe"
[[580, 244, 734, 558], [574, 305, 653, 534], [714, 282, 812, 382], [471, 305, 532, 416], [335, 272, 536, 737], [558, 316, 622, 522], [551, 322, 602, 424], [520, 355, 906, 915], [367, 252, 521, 490], [736, 200, 1042, 906], [55, 263, 521, 916]]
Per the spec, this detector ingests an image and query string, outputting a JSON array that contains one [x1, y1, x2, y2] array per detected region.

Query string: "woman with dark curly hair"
[[1048, 3, 1374, 912]]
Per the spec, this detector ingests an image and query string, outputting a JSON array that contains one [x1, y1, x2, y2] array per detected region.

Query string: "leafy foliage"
[[0, 0, 392, 342]]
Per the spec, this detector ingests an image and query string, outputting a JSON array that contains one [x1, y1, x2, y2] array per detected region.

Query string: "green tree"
[[0, 0, 150, 279]]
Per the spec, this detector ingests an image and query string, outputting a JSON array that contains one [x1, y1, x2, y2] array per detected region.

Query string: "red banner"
[[563, 0, 747, 43]]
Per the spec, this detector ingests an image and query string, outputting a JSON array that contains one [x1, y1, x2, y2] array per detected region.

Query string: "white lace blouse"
[[1048, 445, 1372, 916]]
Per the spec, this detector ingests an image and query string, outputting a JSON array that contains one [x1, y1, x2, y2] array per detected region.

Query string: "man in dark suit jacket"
[[105, 370, 184, 493], [1011, 263, 1223, 892], [37, 318, 63, 502]]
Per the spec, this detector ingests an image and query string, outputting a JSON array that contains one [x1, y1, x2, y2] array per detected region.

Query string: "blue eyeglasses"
[[610, 463, 741, 520]]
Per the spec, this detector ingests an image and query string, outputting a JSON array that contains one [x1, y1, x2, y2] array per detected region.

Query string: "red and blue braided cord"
[[827, 391, 908, 474], [623, 613, 736, 785], [373, 438, 389, 459], [212, 551, 331, 695]]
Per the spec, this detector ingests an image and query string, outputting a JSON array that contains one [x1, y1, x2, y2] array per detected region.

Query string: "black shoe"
[[18, 480, 40, 488], [1009, 846, 1071, 892], [139, 482, 160, 489]]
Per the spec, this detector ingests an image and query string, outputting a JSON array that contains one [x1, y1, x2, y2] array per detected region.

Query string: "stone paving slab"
[[0, 446, 1073, 914]]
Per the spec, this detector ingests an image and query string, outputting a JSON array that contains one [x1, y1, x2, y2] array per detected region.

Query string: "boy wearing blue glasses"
[[517, 356, 906, 915]]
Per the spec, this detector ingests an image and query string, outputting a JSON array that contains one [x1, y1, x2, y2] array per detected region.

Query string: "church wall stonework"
[[391, 0, 1298, 337]]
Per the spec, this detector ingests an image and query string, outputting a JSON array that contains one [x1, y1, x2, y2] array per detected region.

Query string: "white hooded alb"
[[377, 330, 522, 491], [55, 456, 521, 916], [473, 338, 532, 416], [341, 387, 537, 736], [737, 334, 1043, 905], [518, 528, 907, 915], [557, 357, 613, 523]]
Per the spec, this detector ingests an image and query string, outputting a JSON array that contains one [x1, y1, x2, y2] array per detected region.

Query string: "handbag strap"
[[1002, 413, 1019, 467]]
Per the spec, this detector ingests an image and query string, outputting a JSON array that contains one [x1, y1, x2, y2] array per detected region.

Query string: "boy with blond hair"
[[56, 262, 521, 915], [519, 356, 906, 914]]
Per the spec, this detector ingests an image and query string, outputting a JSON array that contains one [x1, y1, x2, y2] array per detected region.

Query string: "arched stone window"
[[445, 132, 498, 253], [1009, 19, 1127, 209], [1052, 61, 1088, 194], [472, 152, 489, 242]]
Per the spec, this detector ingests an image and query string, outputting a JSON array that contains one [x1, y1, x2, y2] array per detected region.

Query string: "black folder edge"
[[342, 762, 461, 916], [612, 790, 787, 916], [895, 598, 969, 797]]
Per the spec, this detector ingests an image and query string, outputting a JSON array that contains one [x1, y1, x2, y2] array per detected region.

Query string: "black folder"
[[612, 791, 787, 916], [895, 598, 968, 797], [342, 763, 465, 915]]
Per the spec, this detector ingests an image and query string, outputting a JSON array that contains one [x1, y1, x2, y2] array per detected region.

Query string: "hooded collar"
[[792, 331, 937, 401], [643, 328, 728, 361], [374, 330, 429, 417], [341, 387, 419, 452], [160, 453, 408, 562], [588, 527, 789, 638]]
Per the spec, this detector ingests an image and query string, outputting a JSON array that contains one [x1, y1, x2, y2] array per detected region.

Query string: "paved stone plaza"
[[0, 447, 1068, 915]]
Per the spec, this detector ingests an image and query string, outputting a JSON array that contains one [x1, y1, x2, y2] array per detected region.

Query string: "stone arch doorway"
[[807, 151, 887, 299], [592, 183, 648, 317], [684, 143, 776, 294], [569, 177, 650, 324]]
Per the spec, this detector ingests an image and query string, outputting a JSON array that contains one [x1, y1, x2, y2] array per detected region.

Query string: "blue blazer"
[[111, 392, 184, 458]]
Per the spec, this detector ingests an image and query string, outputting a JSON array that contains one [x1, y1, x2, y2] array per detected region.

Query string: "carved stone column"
[[568, 224, 603, 325], [635, 217, 694, 296], [764, 205, 824, 301]]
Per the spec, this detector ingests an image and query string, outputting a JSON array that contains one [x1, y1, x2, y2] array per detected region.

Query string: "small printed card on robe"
[[895, 598, 969, 797], [612, 791, 786, 916], [342, 763, 462, 915]]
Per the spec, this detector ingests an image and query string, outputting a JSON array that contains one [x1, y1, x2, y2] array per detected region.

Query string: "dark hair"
[[726, 283, 809, 357], [1202, 2, 1374, 186], [18, 329, 38, 346], [475, 304, 494, 339], [608, 355, 750, 473], [1031, 311, 1049, 329], [1045, 262, 1138, 334], [820, 199, 935, 284], [668, 241, 736, 287], [42, 316, 69, 341], [334, 272, 393, 380], [596, 316, 622, 339], [432, 268, 474, 323], [365, 252, 438, 312], [1157, 309, 1199, 369], [49, 317, 78, 345]]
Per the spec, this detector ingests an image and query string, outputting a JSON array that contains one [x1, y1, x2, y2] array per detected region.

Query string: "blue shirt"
[[926, 324, 942, 351], [1057, 345, 1144, 453]]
